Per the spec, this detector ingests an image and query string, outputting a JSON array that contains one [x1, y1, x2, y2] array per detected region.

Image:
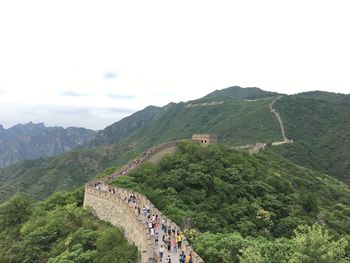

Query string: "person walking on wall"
[[179, 251, 185, 263], [177, 233, 182, 249], [172, 237, 177, 253], [185, 253, 193, 263], [159, 245, 164, 262]]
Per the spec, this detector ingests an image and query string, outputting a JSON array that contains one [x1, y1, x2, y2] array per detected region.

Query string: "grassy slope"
[[128, 96, 282, 147], [273, 93, 350, 184]]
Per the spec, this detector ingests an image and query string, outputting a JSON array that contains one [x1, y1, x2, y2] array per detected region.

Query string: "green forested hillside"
[[0, 143, 137, 201], [273, 92, 350, 184], [0, 189, 138, 263], [112, 142, 350, 262], [88, 105, 160, 147], [127, 96, 282, 147], [90, 86, 284, 148], [203, 86, 282, 100], [1, 86, 349, 204], [1, 86, 350, 262], [0, 87, 284, 202]]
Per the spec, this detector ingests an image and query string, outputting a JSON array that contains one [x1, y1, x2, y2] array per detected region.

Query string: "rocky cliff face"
[[0, 122, 96, 167]]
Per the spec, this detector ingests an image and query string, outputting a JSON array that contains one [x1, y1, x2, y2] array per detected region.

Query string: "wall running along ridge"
[[84, 140, 204, 263]]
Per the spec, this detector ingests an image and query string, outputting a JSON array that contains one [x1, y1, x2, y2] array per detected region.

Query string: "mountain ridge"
[[0, 122, 96, 168], [1, 86, 350, 202]]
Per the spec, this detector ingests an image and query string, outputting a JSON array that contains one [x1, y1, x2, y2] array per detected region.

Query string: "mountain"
[[0, 122, 96, 167], [0, 86, 285, 202], [272, 91, 350, 184], [111, 86, 284, 147], [203, 86, 282, 100], [88, 105, 160, 147], [1, 86, 350, 203]]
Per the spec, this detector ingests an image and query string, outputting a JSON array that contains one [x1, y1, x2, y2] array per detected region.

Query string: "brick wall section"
[[84, 187, 153, 262], [84, 186, 204, 263], [84, 139, 204, 263]]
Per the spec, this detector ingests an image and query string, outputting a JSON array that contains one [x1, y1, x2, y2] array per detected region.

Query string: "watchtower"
[[192, 134, 218, 145]]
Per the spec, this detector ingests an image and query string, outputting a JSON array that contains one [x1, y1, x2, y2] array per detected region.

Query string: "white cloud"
[[0, 0, 349, 129]]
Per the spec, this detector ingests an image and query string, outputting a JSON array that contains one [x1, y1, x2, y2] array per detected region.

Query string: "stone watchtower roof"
[[192, 134, 218, 145]]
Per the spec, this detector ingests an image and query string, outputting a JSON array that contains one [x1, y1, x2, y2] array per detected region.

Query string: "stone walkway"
[[134, 201, 183, 262], [87, 141, 203, 262]]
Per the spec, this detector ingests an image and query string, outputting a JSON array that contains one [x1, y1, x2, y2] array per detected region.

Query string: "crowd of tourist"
[[124, 191, 193, 263], [98, 147, 154, 184], [90, 181, 116, 194], [88, 141, 196, 263], [92, 141, 178, 185]]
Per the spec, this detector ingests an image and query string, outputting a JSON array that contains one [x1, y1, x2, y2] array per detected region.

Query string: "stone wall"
[[192, 134, 218, 145], [84, 187, 154, 262], [84, 139, 204, 262], [100, 141, 183, 183], [84, 181, 205, 263]]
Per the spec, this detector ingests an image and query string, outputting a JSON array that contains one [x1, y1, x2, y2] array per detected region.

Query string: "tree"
[[96, 228, 138, 263], [0, 194, 32, 229], [240, 224, 350, 263], [289, 224, 349, 263]]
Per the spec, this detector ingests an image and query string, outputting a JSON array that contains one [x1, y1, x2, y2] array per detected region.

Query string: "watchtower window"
[[201, 140, 204, 143], [204, 140, 207, 143]]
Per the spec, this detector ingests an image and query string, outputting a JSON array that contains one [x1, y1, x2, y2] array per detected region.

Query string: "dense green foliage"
[[0, 143, 137, 202], [114, 142, 350, 236], [113, 142, 350, 262], [0, 189, 138, 263], [274, 93, 350, 184], [194, 225, 350, 263]]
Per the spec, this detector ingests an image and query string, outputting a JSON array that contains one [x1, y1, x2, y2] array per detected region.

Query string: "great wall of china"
[[269, 96, 293, 145], [84, 140, 204, 263], [83, 96, 292, 262], [236, 96, 293, 154]]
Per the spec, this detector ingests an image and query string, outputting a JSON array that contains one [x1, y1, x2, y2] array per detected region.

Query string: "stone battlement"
[[192, 134, 218, 145]]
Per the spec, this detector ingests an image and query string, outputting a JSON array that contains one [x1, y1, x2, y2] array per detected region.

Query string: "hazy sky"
[[0, 1, 349, 130]]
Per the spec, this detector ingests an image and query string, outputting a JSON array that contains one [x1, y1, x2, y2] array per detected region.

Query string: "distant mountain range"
[[0, 86, 349, 202], [0, 122, 96, 167]]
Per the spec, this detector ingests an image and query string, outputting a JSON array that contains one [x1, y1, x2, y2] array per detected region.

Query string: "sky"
[[0, 0, 349, 130]]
